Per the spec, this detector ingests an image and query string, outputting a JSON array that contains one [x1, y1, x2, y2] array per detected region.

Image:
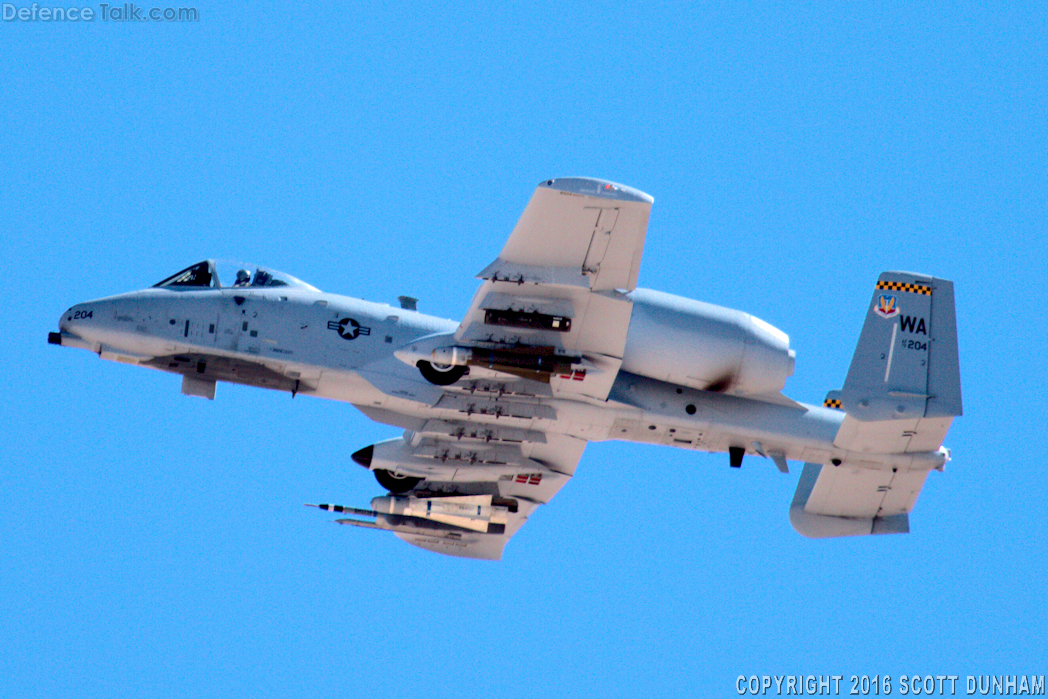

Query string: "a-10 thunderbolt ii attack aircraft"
[[49, 178, 962, 560]]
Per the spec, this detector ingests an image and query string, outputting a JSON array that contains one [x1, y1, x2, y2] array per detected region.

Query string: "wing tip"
[[539, 177, 653, 204]]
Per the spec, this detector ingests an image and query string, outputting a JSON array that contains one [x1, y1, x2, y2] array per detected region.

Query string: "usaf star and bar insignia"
[[328, 317, 371, 340]]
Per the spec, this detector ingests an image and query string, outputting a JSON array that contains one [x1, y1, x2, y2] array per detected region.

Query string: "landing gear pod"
[[416, 360, 468, 386], [374, 469, 421, 493]]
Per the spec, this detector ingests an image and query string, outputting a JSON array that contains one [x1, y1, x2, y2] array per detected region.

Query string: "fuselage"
[[48, 177, 961, 556], [53, 271, 943, 475]]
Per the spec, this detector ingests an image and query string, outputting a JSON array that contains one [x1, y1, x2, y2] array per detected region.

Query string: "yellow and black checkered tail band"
[[876, 280, 932, 295], [823, 398, 843, 410]]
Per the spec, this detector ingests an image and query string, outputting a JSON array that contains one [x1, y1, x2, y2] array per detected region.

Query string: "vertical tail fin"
[[789, 273, 961, 538], [833, 272, 962, 453], [842, 273, 962, 421]]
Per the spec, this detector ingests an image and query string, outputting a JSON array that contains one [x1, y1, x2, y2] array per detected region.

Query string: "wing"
[[455, 177, 653, 401], [477, 177, 653, 291], [324, 178, 653, 559], [332, 384, 588, 559]]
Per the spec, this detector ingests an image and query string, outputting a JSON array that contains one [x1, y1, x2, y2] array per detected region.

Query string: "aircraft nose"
[[56, 300, 109, 343], [52, 296, 140, 352], [58, 306, 75, 332], [59, 303, 90, 333], [51, 303, 97, 348]]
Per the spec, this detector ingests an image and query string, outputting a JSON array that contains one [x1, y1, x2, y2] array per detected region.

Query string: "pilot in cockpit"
[[233, 269, 251, 287]]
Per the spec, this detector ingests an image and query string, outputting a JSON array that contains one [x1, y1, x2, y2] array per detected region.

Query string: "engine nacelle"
[[621, 288, 795, 395]]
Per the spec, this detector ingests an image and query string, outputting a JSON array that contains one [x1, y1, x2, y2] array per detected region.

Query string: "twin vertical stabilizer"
[[791, 272, 962, 538], [840, 273, 961, 426]]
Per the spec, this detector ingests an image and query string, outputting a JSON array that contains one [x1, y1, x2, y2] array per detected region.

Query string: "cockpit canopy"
[[152, 260, 319, 292]]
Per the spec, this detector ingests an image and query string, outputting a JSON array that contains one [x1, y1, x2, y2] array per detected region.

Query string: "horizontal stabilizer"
[[789, 463, 931, 538]]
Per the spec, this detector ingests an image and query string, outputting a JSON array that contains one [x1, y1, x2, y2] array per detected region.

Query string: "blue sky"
[[3, 3, 1046, 697]]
